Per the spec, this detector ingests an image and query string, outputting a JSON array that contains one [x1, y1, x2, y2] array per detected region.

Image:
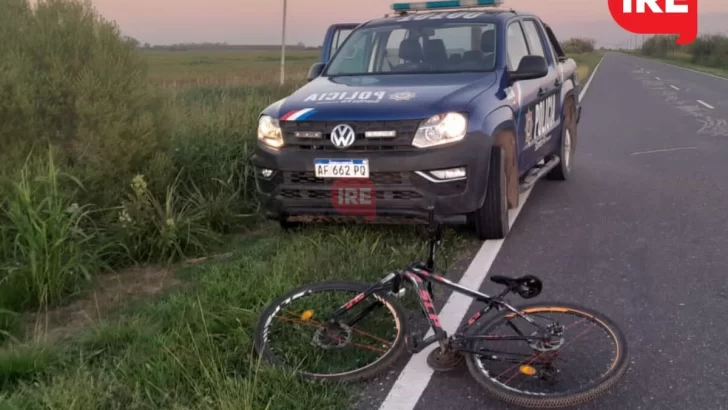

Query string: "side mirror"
[[307, 62, 326, 82], [508, 55, 548, 83]]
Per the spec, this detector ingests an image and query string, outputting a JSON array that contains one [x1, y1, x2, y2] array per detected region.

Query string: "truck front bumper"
[[252, 131, 493, 222]]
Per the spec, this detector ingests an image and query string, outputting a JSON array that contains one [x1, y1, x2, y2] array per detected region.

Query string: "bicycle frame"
[[329, 209, 553, 360], [331, 263, 550, 357]]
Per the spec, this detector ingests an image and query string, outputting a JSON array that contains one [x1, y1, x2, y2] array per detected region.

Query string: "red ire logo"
[[609, 0, 697, 45], [331, 178, 377, 221]]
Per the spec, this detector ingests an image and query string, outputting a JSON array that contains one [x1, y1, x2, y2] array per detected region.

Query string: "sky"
[[90, 0, 728, 47]]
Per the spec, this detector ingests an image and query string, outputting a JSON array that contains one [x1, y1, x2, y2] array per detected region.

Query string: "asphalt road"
[[358, 52, 728, 410]]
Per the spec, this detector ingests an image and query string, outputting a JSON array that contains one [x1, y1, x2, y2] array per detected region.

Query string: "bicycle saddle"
[[490, 275, 542, 299]]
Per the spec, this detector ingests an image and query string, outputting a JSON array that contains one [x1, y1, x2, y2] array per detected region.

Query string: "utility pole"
[[280, 0, 287, 85]]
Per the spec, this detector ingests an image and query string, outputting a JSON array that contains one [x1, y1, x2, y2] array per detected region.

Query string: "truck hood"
[[268, 72, 498, 122]]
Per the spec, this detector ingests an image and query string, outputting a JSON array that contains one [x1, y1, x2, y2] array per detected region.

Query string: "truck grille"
[[284, 171, 411, 185], [281, 119, 422, 151], [279, 189, 422, 200], [279, 171, 422, 201]]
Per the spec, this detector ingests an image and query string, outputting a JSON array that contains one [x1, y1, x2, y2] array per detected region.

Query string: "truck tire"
[[469, 146, 509, 240], [547, 97, 576, 181]]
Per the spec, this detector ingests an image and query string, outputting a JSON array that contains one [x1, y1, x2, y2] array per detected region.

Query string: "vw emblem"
[[330, 124, 356, 149]]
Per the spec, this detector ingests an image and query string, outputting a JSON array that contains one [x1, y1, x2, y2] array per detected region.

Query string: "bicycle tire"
[[254, 280, 409, 382], [464, 301, 629, 408]]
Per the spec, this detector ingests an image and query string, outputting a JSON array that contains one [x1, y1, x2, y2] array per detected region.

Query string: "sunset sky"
[[90, 0, 728, 46]]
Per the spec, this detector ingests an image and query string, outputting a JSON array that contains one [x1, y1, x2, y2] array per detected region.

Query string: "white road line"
[[579, 54, 604, 102], [655, 76, 661, 80], [630, 146, 698, 156], [697, 99, 714, 109], [670, 85, 679, 90], [377, 55, 605, 410]]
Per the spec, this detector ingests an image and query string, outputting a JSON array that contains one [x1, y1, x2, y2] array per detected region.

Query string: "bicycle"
[[254, 206, 629, 408]]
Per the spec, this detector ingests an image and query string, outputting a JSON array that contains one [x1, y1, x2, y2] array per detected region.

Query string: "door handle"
[[538, 87, 548, 97], [554, 78, 562, 87]]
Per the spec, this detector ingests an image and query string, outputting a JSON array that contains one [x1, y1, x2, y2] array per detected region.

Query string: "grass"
[[570, 51, 605, 84], [634, 51, 728, 78], [631, 34, 728, 79], [142, 49, 319, 87], [0, 225, 470, 409]]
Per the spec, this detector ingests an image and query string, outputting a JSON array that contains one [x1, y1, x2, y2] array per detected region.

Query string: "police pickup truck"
[[253, 0, 582, 240]]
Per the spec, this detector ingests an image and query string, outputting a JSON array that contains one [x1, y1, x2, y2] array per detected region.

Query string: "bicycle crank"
[[426, 347, 464, 372]]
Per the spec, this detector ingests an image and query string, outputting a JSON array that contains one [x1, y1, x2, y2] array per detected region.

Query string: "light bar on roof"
[[391, 0, 503, 12]]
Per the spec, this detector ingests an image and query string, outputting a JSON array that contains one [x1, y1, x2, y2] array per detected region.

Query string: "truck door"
[[506, 20, 561, 173], [321, 23, 360, 64], [505, 21, 543, 175], [521, 18, 562, 163]]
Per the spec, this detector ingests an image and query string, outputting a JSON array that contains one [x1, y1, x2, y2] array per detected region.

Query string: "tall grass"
[[0, 149, 114, 312], [114, 173, 222, 265], [0, 0, 300, 340]]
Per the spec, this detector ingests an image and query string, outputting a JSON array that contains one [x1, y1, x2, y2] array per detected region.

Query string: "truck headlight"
[[412, 112, 467, 148], [257, 115, 284, 148]]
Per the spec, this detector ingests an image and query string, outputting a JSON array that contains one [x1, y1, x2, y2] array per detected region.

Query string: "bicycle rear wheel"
[[254, 281, 408, 382], [464, 302, 629, 408]]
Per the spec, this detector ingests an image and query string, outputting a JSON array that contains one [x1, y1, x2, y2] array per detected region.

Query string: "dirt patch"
[[17, 227, 264, 345], [22, 265, 181, 344]]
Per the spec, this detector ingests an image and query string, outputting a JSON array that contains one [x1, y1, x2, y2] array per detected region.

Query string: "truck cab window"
[[325, 21, 497, 76], [331, 29, 353, 56], [327, 31, 373, 74], [521, 20, 546, 59], [506, 22, 529, 70]]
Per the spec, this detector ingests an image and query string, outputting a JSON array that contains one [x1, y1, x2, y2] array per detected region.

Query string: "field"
[[633, 33, 728, 79], [142, 49, 320, 86], [0, 2, 606, 407]]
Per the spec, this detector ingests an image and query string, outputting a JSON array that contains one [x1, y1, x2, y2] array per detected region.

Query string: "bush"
[[640, 33, 728, 69], [561, 38, 596, 54], [0, 0, 173, 208], [113, 173, 222, 265], [640, 34, 681, 57]]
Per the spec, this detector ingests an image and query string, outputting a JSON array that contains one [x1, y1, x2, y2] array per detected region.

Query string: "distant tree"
[[560, 37, 596, 54], [122, 35, 140, 48]]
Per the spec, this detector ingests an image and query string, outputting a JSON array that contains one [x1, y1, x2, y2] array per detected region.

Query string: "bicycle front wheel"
[[464, 302, 629, 408], [254, 281, 408, 382]]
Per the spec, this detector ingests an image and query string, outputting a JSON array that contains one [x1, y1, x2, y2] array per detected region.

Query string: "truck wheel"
[[547, 97, 576, 181], [469, 146, 509, 240]]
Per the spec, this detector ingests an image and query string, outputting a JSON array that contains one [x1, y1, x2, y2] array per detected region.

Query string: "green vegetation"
[[561, 37, 597, 55], [0, 226, 468, 409], [637, 34, 728, 78], [560, 37, 603, 82], [570, 52, 604, 84], [0, 1, 606, 407]]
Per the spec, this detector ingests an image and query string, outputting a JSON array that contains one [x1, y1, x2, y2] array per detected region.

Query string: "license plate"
[[314, 159, 369, 178]]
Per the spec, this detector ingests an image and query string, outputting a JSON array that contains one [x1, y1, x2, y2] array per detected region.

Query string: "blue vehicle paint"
[[253, 3, 581, 240]]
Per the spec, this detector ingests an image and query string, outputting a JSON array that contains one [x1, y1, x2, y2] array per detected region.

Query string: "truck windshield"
[[325, 21, 497, 76]]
